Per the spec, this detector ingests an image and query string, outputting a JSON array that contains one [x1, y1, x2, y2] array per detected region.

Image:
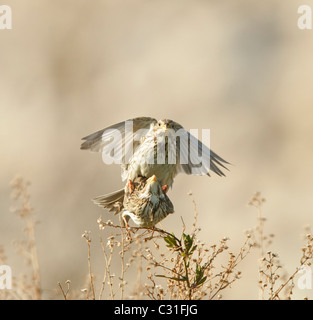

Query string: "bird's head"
[[155, 119, 176, 132], [146, 175, 161, 194]]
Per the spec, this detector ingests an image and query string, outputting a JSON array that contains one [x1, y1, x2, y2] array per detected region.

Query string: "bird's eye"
[[158, 123, 161, 126]]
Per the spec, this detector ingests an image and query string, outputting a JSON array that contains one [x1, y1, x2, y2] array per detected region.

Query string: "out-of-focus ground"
[[1, 0, 313, 299]]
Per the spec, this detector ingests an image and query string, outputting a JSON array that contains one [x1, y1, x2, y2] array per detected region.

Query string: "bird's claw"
[[126, 179, 135, 193], [161, 185, 169, 194]]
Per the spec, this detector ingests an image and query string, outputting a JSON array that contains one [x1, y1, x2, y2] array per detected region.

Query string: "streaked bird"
[[94, 175, 174, 228]]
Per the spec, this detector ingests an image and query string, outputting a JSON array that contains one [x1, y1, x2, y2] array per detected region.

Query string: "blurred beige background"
[[1, 0, 313, 299]]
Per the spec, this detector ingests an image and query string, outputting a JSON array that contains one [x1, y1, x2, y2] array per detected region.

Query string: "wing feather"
[[80, 117, 157, 162], [176, 129, 229, 177]]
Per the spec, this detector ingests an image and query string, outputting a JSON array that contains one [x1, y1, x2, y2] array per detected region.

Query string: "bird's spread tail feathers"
[[93, 188, 125, 214]]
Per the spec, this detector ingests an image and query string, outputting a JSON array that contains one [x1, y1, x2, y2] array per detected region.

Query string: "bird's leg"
[[151, 226, 156, 238], [146, 226, 155, 240], [123, 216, 132, 241], [126, 179, 135, 193], [161, 185, 169, 194]]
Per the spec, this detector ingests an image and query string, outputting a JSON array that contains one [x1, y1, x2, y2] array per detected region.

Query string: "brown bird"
[[81, 117, 229, 207], [93, 175, 174, 228]]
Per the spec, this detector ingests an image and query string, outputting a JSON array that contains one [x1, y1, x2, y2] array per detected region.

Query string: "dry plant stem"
[[99, 221, 182, 245], [119, 215, 125, 300], [258, 206, 265, 300], [82, 232, 95, 300], [57, 281, 71, 300], [99, 234, 115, 299], [257, 206, 264, 258], [135, 238, 143, 299], [98, 236, 106, 300], [209, 237, 252, 300], [271, 234, 313, 300], [188, 192, 198, 236], [99, 236, 109, 300], [271, 269, 298, 300], [58, 282, 67, 300], [249, 193, 313, 300], [98, 216, 253, 300], [26, 213, 41, 300], [10, 177, 41, 300], [183, 258, 192, 300], [268, 254, 275, 298], [249, 192, 266, 300]]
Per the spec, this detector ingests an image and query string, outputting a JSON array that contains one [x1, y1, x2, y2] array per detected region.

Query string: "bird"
[[81, 117, 229, 208], [93, 175, 174, 228]]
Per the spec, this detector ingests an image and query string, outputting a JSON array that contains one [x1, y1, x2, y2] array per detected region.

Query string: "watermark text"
[[0, 265, 12, 289], [298, 5, 312, 29], [0, 5, 12, 29]]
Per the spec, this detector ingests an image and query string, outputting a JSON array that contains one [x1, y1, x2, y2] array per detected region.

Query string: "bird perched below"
[[93, 175, 174, 228], [81, 117, 229, 208]]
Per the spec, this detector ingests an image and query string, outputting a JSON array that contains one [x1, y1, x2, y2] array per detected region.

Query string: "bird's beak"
[[150, 175, 157, 182], [162, 124, 168, 131]]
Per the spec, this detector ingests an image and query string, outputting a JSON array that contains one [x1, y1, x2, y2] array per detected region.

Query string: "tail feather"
[[93, 188, 125, 214]]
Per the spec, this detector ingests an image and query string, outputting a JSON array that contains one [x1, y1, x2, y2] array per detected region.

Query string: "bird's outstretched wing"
[[81, 117, 157, 163], [176, 129, 229, 177]]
